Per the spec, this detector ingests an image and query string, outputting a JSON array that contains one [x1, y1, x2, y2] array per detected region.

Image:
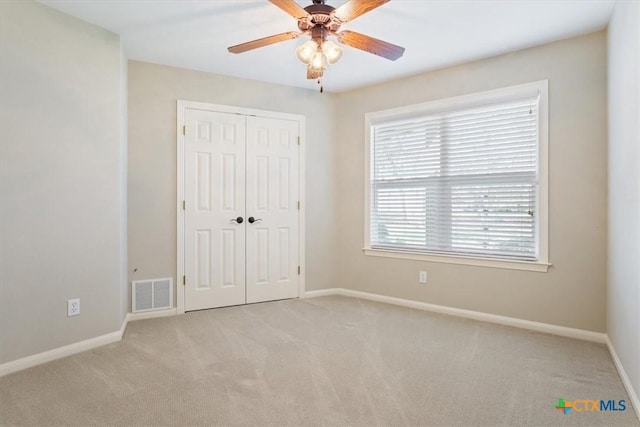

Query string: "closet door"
[[245, 116, 300, 303], [184, 109, 246, 311]]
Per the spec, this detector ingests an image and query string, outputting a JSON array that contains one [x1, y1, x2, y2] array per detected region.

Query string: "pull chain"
[[317, 78, 323, 93]]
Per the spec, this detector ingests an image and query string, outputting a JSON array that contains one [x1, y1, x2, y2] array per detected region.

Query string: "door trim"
[[176, 100, 306, 314]]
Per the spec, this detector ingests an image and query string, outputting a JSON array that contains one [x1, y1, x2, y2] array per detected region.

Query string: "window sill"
[[362, 248, 550, 272]]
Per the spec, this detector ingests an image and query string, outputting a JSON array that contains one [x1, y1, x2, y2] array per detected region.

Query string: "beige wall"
[[127, 61, 338, 309], [607, 0, 640, 406], [0, 1, 127, 363], [333, 31, 608, 332]]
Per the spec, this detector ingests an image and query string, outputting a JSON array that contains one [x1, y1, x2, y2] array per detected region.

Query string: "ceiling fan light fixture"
[[295, 40, 317, 64], [321, 40, 343, 64]]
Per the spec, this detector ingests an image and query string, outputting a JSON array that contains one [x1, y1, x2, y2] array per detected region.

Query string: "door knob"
[[231, 216, 244, 224], [248, 217, 262, 224]]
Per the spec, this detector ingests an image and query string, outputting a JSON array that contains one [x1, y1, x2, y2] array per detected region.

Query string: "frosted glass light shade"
[[295, 41, 317, 63], [321, 41, 343, 64], [309, 51, 328, 71]]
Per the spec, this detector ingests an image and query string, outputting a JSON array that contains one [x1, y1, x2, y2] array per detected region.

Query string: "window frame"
[[363, 80, 550, 272]]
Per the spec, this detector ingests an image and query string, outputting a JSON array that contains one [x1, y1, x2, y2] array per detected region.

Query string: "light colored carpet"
[[0, 295, 637, 426]]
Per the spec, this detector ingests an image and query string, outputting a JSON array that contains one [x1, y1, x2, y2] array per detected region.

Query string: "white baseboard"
[[606, 336, 640, 421], [304, 288, 606, 343], [127, 307, 177, 322], [0, 317, 128, 377], [302, 288, 342, 298]]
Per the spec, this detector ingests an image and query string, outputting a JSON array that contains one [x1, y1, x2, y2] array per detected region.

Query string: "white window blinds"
[[370, 96, 539, 260]]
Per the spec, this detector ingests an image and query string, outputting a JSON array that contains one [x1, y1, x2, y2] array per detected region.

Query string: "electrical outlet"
[[68, 298, 80, 316], [419, 271, 428, 284]]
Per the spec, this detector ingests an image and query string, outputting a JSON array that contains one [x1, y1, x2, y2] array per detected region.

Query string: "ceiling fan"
[[228, 0, 405, 90]]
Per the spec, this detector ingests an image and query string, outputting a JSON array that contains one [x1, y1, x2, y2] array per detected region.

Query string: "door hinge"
[[297, 201, 300, 210], [182, 125, 186, 136], [182, 200, 185, 210], [183, 275, 186, 286], [297, 136, 300, 146], [298, 266, 301, 275]]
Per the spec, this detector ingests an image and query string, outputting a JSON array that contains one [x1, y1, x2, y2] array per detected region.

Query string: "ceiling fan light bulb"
[[295, 40, 317, 64], [322, 41, 343, 64], [310, 51, 327, 71]]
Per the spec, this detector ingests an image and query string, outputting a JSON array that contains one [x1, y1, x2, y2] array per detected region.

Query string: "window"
[[364, 81, 549, 271]]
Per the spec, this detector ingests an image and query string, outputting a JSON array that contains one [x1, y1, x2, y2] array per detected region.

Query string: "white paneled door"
[[183, 108, 300, 311], [245, 117, 299, 304], [184, 110, 246, 310]]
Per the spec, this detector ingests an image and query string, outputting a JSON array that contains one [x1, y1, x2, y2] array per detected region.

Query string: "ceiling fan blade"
[[269, 0, 311, 20], [228, 32, 300, 54], [337, 30, 405, 60], [332, 0, 389, 23]]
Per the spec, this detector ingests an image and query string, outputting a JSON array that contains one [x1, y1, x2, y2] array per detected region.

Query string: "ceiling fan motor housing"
[[299, 3, 341, 32]]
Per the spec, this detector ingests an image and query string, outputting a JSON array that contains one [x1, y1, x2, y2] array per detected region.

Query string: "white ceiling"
[[39, 0, 615, 92]]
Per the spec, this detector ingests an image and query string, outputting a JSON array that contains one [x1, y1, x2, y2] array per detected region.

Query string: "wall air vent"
[[132, 278, 173, 313]]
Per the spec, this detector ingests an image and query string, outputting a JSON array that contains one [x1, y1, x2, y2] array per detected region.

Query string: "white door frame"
[[176, 100, 306, 315]]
